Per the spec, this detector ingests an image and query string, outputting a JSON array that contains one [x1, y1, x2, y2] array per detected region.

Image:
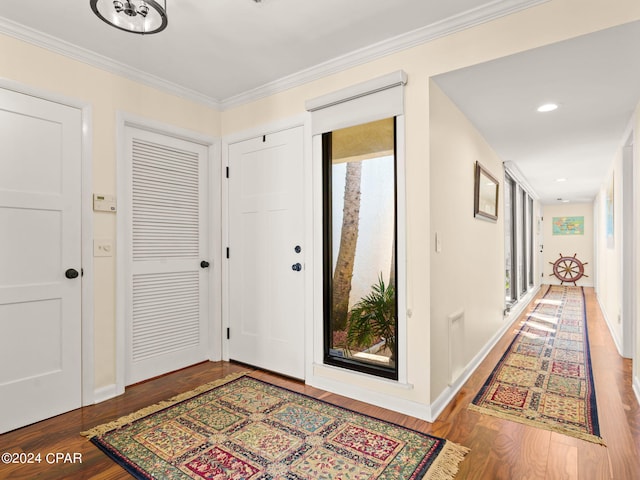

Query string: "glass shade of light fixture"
[[90, 0, 167, 34]]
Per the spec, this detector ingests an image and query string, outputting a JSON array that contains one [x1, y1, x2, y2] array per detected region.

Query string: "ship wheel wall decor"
[[549, 253, 588, 285]]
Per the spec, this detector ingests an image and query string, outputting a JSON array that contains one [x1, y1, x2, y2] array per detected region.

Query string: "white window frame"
[[306, 72, 413, 407]]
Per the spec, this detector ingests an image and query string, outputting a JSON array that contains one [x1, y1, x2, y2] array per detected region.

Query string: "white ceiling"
[[0, 0, 523, 105], [434, 20, 640, 204], [1, 1, 638, 204]]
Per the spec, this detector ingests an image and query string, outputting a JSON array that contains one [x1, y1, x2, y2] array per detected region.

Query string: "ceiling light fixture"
[[90, 0, 168, 34], [537, 103, 559, 113]]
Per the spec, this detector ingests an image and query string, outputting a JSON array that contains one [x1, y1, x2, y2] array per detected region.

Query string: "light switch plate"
[[94, 239, 114, 257]]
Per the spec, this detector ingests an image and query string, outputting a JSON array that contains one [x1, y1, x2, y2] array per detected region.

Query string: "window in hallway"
[[505, 170, 535, 309], [322, 117, 398, 380], [505, 174, 516, 305]]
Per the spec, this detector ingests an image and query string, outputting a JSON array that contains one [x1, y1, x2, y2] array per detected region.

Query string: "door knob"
[[292, 263, 302, 272], [200, 261, 210, 269], [65, 268, 79, 279]]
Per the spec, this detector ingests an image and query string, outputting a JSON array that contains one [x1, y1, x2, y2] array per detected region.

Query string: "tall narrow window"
[[307, 70, 406, 380], [505, 174, 517, 306], [323, 118, 398, 379], [504, 165, 536, 310], [520, 188, 528, 295], [528, 196, 535, 287]]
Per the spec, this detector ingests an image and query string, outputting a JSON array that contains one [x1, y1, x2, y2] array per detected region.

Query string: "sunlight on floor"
[[521, 320, 556, 333], [526, 312, 559, 325], [535, 299, 563, 306]]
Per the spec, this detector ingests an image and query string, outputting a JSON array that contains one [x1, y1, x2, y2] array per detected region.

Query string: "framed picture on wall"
[[606, 175, 614, 249], [474, 161, 499, 221], [552, 216, 584, 235]]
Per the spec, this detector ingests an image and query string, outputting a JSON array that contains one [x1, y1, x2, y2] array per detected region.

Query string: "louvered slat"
[[132, 271, 200, 361], [132, 138, 199, 261]]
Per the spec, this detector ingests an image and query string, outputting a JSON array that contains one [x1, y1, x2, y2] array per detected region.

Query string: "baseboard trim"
[[633, 375, 640, 407], [93, 384, 124, 404], [430, 285, 540, 420], [307, 365, 431, 421], [596, 294, 624, 357]]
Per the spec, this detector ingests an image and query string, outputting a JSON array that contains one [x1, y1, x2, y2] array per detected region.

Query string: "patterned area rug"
[[84, 374, 469, 479], [469, 285, 604, 445]]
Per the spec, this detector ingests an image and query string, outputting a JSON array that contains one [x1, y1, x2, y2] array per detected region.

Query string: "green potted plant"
[[346, 275, 396, 361]]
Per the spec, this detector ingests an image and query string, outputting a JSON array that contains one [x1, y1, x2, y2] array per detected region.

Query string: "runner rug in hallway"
[[83, 373, 469, 479], [469, 285, 604, 445]]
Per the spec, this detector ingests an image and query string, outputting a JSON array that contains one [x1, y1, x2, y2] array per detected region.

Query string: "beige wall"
[[0, 33, 221, 389], [595, 143, 625, 350], [593, 99, 640, 405], [429, 81, 506, 401], [592, 99, 640, 399], [2, 0, 639, 408], [222, 0, 640, 411], [543, 203, 594, 287]]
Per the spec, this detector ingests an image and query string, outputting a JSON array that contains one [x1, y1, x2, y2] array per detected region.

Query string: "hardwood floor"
[[0, 287, 638, 479]]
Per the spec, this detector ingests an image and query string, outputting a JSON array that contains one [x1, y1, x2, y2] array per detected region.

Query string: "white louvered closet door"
[[125, 127, 210, 385]]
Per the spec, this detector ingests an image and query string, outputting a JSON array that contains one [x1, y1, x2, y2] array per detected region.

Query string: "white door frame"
[[0, 79, 95, 406], [221, 114, 313, 378], [116, 112, 220, 395]]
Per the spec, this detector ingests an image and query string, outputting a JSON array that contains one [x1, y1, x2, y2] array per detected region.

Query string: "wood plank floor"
[[0, 287, 638, 479]]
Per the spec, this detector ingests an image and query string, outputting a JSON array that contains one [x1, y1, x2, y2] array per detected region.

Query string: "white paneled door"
[[0, 88, 82, 433], [124, 127, 210, 385], [228, 127, 305, 379]]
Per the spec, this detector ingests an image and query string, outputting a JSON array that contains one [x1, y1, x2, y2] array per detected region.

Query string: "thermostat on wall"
[[93, 193, 117, 212]]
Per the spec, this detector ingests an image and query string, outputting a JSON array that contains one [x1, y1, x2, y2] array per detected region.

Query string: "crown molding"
[[219, 0, 550, 110], [0, 17, 222, 109], [0, 0, 547, 112]]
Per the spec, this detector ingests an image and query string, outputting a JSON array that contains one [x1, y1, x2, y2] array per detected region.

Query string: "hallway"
[[0, 286, 637, 479], [438, 286, 640, 479]]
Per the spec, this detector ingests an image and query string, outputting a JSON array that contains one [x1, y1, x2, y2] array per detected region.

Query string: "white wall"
[[542, 203, 594, 287]]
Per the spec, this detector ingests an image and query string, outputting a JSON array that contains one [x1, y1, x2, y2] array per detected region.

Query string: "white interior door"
[[125, 127, 210, 385], [228, 127, 305, 379], [0, 88, 82, 433]]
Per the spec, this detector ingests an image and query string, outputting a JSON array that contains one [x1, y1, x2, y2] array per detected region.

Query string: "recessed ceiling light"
[[537, 103, 559, 113], [555, 178, 567, 182]]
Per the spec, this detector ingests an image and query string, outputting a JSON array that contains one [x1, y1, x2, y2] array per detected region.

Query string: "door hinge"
[[81, 268, 84, 277], [226, 247, 230, 259], [226, 328, 230, 340], [262, 135, 266, 142], [226, 166, 229, 178]]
